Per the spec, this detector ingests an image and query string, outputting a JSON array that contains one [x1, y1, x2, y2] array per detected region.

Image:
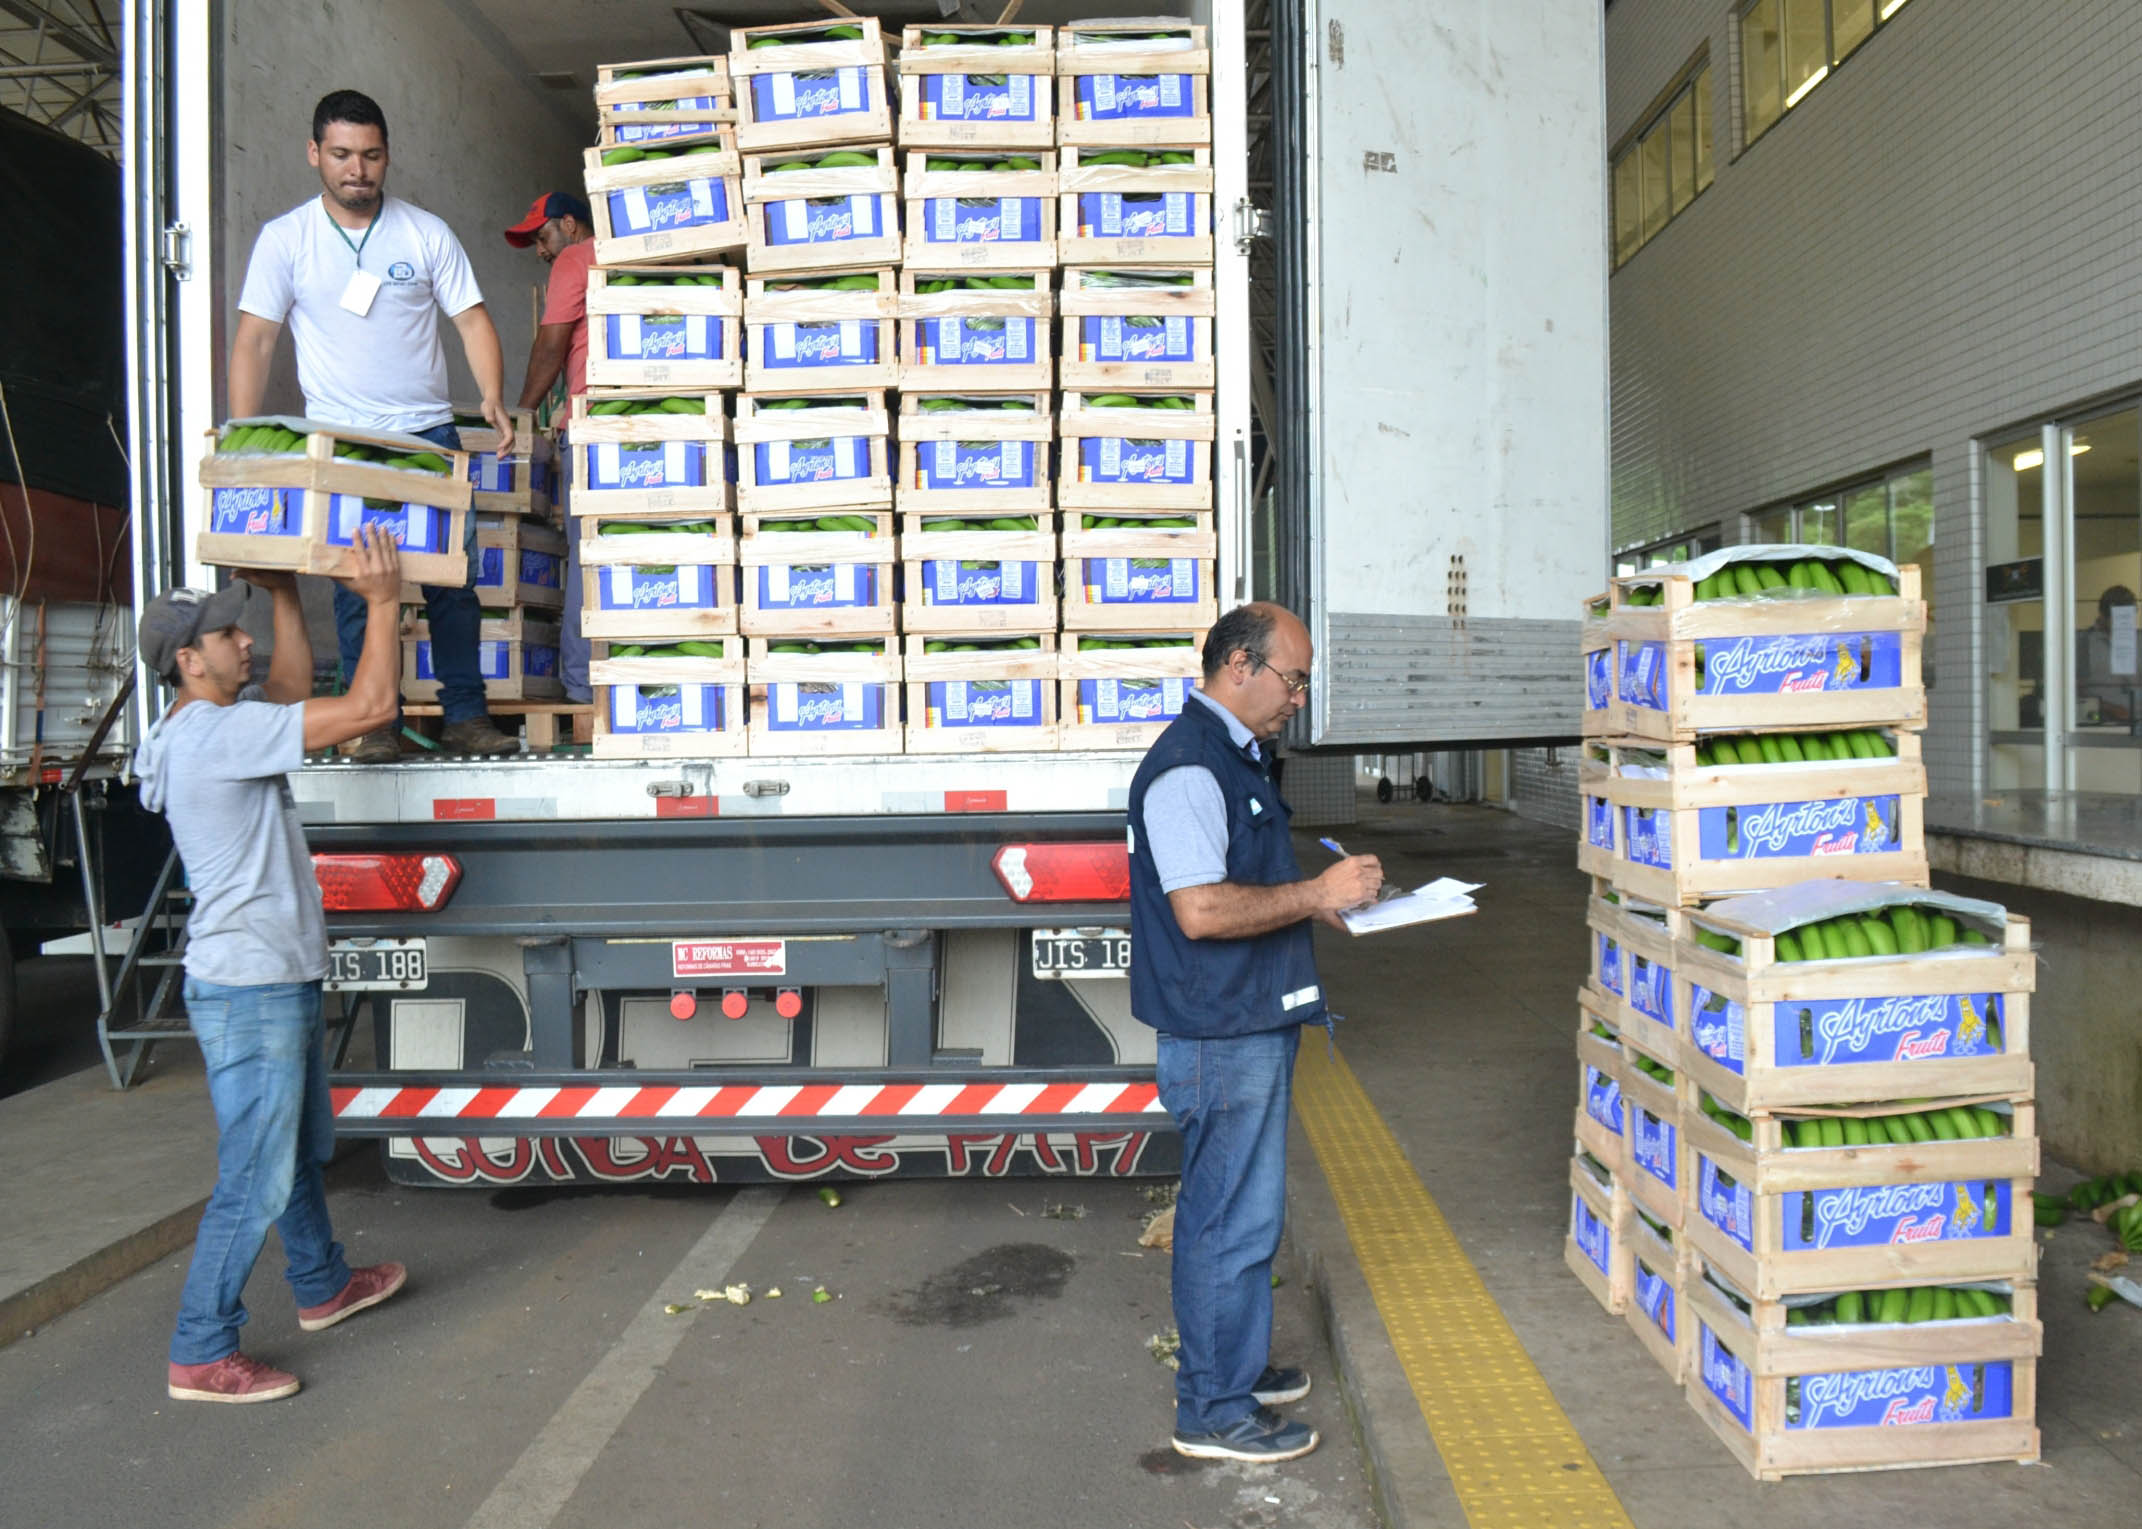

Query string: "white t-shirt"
[[238, 195, 486, 434]]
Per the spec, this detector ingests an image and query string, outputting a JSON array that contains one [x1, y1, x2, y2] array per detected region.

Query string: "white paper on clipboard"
[[1338, 878, 1482, 936]]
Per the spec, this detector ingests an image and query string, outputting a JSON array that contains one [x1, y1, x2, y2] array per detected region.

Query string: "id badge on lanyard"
[[340, 267, 382, 316]]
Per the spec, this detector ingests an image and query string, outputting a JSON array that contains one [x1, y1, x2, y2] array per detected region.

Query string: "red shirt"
[[541, 238, 596, 398]]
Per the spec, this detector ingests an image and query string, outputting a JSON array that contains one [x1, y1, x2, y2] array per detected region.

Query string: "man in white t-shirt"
[[228, 89, 517, 763]]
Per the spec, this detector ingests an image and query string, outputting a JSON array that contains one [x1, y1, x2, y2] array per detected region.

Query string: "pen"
[[1318, 837, 1347, 857]]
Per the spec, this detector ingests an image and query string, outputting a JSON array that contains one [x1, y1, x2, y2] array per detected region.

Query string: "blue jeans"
[[334, 421, 487, 724], [170, 978, 350, 1365], [1156, 1026, 1297, 1433], [557, 428, 589, 702]]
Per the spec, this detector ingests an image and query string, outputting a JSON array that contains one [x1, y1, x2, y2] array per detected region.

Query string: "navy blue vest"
[[1127, 697, 1325, 1037]]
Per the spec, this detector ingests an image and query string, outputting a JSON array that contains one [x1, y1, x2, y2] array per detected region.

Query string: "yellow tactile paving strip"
[[1296, 1037, 1635, 1529]]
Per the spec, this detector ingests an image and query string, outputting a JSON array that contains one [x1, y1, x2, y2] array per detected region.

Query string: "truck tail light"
[[992, 841, 1129, 903], [314, 853, 463, 912]]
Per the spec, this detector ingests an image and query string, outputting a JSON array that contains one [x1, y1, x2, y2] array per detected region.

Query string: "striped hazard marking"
[[331, 1079, 1165, 1125], [1295, 1037, 1634, 1529]]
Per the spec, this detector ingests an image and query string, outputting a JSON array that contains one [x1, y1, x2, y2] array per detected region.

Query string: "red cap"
[[504, 191, 592, 247]]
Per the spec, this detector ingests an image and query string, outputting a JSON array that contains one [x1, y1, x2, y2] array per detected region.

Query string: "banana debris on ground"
[[1147, 1328, 1181, 1370], [1138, 1204, 1175, 1250]]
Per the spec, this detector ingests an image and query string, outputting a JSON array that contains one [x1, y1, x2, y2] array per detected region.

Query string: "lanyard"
[[328, 201, 380, 267]]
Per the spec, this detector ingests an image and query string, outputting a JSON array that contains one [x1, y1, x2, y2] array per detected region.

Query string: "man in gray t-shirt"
[[134, 526, 415, 1405]]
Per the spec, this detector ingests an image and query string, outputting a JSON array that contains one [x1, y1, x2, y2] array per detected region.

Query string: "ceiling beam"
[[0, 0, 115, 67]]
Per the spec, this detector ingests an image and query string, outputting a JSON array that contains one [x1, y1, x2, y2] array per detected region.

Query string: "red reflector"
[[775, 987, 802, 1019], [721, 988, 750, 1019], [313, 853, 463, 912], [670, 991, 697, 1020], [991, 841, 1129, 903]]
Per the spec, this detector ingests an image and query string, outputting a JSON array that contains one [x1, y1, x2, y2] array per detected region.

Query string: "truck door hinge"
[[741, 778, 791, 798], [161, 222, 193, 279], [645, 780, 696, 798], [1231, 199, 1270, 255]]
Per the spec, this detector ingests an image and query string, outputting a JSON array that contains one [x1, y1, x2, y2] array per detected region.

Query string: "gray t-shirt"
[[135, 689, 326, 986], [1141, 689, 1261, 893]]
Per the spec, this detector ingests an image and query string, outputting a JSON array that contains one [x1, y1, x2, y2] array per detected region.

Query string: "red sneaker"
[[297, 1262, 408, 1332], [167, 1352, 300, 1404]]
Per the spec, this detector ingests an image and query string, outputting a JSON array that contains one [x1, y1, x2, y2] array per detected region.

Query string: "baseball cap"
[[504, 191, 593, 246], [138, 583, 253, 682]]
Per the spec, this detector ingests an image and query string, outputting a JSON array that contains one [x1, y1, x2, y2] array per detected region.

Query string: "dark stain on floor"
[[882, 1242, 1076, 1327]]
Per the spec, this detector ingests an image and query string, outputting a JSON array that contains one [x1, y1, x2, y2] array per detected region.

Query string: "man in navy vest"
[[1128, 602, 1382, 1462]]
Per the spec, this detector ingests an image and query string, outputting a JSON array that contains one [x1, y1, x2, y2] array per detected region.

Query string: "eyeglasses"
[[1248, 654, 1312, 696]]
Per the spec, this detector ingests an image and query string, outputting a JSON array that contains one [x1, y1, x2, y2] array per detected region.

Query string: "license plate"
[[326, 938, 428, 991], [1031, 927, 1131, 980]]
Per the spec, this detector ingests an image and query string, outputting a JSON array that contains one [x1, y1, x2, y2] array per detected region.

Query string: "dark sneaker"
[[441, 719, 519, 756], [298, 1262, 408, 1332], [1173, 1405, 1320, 1463], [167, 1352, 300, 1404], [349, 727, 401, 764], [1252, 1365, 1312, 1405]]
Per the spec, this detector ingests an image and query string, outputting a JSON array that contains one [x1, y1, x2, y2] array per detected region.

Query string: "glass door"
[[2064, 409, 2142, 793], [1983, 434, 2048, 789]]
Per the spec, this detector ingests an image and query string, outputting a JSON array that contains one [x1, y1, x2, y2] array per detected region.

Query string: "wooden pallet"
[[582, 139, 746, 267], [899, 268, 1054, 393], [404, 701, 591, 751], [898, 25, 1056, 149], [1627, 1213, 1693, 1381], [743, 267, 900, 392], [1059, 265, 1214, 390], [734, 391, 893, 512], [903, 633, 1060, 753], [585, 264, 742, 392], [742, 145, 902, 274], [1566, 1151, 1634, 1316], [1055, 21, 1211, 148], [896, 390, 1053, 513], [903, 150, 1058, 268], [595, 56, 734, 151], [728, 18, 893, 154]]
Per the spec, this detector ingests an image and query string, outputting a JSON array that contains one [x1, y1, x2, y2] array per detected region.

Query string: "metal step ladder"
[[92, 844, 194, 1089]]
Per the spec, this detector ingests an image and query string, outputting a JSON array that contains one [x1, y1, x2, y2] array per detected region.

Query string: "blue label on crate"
[[1083, 314, 1197, 363], [1078, 676, 1189, 726], [1689, 985, 1748, 1075], [1596, 933, 1624, 996], [925, 558, 1037, 606], [923, 72, 1039, 123], [1630, 1106, 1676, 1190], [589, 441, 708, 491], [750, 67, 873, 122], [604, 178, 731, 238], [1083, 557, 1201, 604], [475, 547, 503, 588], [1697, 1156, 1755, 1251], [1583, 1065, 1623, 1135], [1634, 1258, 1675, 1342], [1075, 72, 1193, 120], [1585, 646, 1612, 711], [766, 680, 886, 732], [1080, 437, 1194, 485], [604, 313, 725, 361], [525, 644, 559, 677], [209, 486, 303, 538], [1623, 805, 1671, 868], [324, 496, 449, 552], [759, 320, 879, 371], [1793, 1361, 2014, 1430], [598, 563, 723, 611], [754, 437, 867, 485], [923, 316, 1034, 366], [920, 439, 1038, 491], [523, 549, 562, 588], [1629, 954, 1673, 1029], [1077, 191, 1200, 238], [763, 194, 887, 247], [611, 97, 722, 144], [1584, 793, 1614, 850], [1699, 1325, 1754, 1429], [1619, 633, 1906, 712], [1697, 795, 1902, 860], [1571, 1189, 1611, 1277], [610, 683, 727, 735], [415, 639, 554, 683], [927, 679, 1043, 729], [1785, 1179, 2011, 1251], [923, 195, 1044, 244], [756, 563, 877, 610], [1774, 991, 2008, 1068]]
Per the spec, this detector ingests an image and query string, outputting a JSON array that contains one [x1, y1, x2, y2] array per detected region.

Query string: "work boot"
[[440, 718, 519, 756], [298, 1262, 408, 1332], [167, 1352, 301, 1404], [349, 727, 401, 764]]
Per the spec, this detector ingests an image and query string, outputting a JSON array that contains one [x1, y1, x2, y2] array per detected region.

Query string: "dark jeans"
[[1155, 1025, 1298, 1433], [333, 421, 487, 725]]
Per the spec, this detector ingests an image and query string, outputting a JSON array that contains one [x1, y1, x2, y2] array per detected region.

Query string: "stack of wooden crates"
[[1567, 549, 2042, 1479]]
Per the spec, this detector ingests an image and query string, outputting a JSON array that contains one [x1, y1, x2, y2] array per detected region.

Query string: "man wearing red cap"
[[507, 192, 596, 703]]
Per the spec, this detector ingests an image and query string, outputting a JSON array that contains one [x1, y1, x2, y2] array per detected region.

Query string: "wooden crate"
[[1575, 1050, 1626, 1176], [1678, 890, 2035, 1114], [583, 139, 746, 267], [1687, 1267, 2039, 1479], [465, 517, 567, 610], [596, 56, 733, 150], [1584, 890, 1632, 1012], [898, 25, 1056, 149], [729, 18, 893, 154], [585, 264, 742, 391], [590, 636, 746, 758], [1577, 741, 1617, 878], [904, 633, 1060, 753], [1581, 592, 1614, 737], [1608, 893, 1681, 1059], [901, 513, 1055, 634], [734, 391, 893, 513], [1056, 144, 1212, 264], [1056, 630, 1204, 751], [744, 268, 899, 392], [1621, 1026, 1685, 1230], [1607, 563, 1927, 742], [747, 636, 902, 755], [1059, 266, 1215, 390], [1060, 555, 1216, 632], [403, 610, 562, 703], [197, 420, 471, 585], [569, 392, 732, 520], [899, 269, 1054, 393], [581, 524, 738, 640], [896, 391, 1053, 513], [1567, 1151, 1634, 1316], [1055, 21, 1211, 147], [1057, 390, 1213, 511], [742, 145, 902, 274], [902, 150, 1057, 268], [739, 524, 895, 636], [1628, 1211, 1694, 1381], [456, 405, 556, 519]]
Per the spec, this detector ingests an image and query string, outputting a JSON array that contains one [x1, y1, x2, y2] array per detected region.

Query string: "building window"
[[1746, 462, 1934, 682], [1611, 60, 1713, 268], [1741, 0, 1912, 146], [1615, 528, 1723, 578]]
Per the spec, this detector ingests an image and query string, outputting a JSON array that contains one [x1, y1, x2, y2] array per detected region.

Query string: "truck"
[[115, 0, 1608, 1184]]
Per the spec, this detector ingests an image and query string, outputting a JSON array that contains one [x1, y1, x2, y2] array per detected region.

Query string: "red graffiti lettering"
[[411, 1136, 537, 1184], [572, 1136, 716, 1183], [754, 1134, 901, 1178]]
